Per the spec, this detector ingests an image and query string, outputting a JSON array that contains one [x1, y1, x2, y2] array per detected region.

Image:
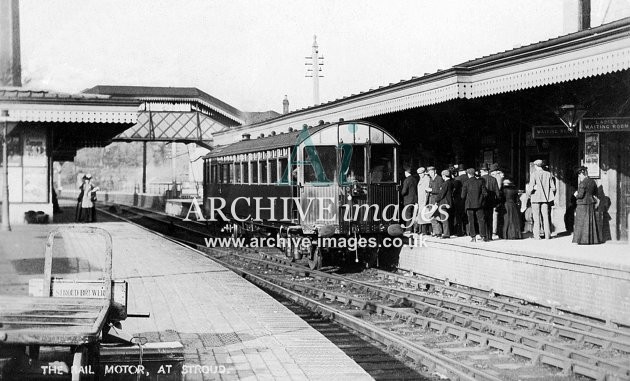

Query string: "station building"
[[0, 89, 140, 224], [212, 17, 630, 242]]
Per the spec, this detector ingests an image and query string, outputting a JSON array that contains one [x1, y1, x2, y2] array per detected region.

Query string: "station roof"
[[213, 17, 630, 146], [83, 85, 279, 126], [0, 87, 140, 123], [0, 87, 141, 161]]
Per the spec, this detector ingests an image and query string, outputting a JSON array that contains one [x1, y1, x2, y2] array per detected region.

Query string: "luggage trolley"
[[0, 226, 151, 380]]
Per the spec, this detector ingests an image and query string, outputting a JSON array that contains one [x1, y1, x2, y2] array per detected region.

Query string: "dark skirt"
[[572, 203, 602, 244], [502, 202, 522, 239]]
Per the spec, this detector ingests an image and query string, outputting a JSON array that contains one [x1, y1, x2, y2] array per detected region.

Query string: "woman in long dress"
[[416, 167, 432, 234], [76, 174, 99, 223], [501, 179, 522, 239], [572, 167, 602, 244]]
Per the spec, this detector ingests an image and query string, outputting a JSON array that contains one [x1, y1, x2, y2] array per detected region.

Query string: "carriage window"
[[260, 160, 268, 184], [211, 164, 218, 183], [251, 161, 258, 184], [347, 147, 365, 183], [269, 159, 278, 184], [279, 157, 288, 183], [304, 145, 336, 183], [222, 163, 232, 183], [234, 163, 241, 184], [242, 162, 249, 184], [369, 145, 395, 183]]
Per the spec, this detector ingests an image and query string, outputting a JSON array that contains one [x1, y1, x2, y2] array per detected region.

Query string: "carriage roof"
[[204, 121, 398, 159]]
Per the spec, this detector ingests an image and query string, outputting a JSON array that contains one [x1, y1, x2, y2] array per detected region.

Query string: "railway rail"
[[99, 204, 630, 380], [96, 205, 429, 380]]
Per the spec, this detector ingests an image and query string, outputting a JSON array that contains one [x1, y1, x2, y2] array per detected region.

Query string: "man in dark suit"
[[480, 164, 500, 240], [461, 168, 488, 242], [400, 165, 418, 232], [426, 166, 444, 236], [432, 170, 453, 238], [452, 163, 467, 236]]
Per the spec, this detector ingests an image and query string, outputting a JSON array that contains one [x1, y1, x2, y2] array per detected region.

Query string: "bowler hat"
[[479, 163, 489, 172], [427, 166, 436, 171], [417, 167, 426, 174], [490, 163, 500, 172], [403, 165, 411, 172]]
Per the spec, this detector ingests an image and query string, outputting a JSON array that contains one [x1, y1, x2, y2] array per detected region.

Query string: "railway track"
[[96, 205, 430, 380], [203, 249, 630, 381], [100, 204, 630, 380]]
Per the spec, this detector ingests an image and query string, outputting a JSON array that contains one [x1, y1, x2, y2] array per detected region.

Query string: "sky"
[[19, 0, 568, 114]]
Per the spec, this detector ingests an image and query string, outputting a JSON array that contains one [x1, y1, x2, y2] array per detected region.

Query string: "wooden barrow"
[[0, 226, 130, 380]]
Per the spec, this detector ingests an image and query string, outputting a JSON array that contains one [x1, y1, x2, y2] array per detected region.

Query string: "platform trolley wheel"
[[308, 246, 323, 270]]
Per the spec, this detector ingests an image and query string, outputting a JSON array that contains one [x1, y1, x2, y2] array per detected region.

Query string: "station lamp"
[[555, 104, 587, 132]]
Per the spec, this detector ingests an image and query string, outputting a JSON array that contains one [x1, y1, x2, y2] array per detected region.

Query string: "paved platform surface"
[[399, 233, 630, 325], [0, 209, 373, 380], [419, 233, 629, 271]]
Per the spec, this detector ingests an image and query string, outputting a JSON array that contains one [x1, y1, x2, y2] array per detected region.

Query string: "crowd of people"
[[400, 160, 602, 245]]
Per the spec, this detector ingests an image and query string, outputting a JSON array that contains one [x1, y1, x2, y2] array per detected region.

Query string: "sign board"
[[584, 132, 600, 178], [532, 125, 578, 139], [52, 280, 107, 298], [581, 117, 630, 132], [28, 278, 127, 307]]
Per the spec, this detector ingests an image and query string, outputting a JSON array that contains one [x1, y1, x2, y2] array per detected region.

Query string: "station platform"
[[0, 205, 373, 380], [399, 233, 630, 325]]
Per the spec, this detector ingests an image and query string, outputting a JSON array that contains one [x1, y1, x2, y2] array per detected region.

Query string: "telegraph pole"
[[1, 110, 11, 231], [305, 35, 324, 106]]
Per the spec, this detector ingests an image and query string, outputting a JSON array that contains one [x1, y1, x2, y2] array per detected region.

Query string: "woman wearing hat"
[[415, 167, 431, 234], [501, 178, 522, 239], [76, 174, 100, 222], [572, 167, 602, 244]]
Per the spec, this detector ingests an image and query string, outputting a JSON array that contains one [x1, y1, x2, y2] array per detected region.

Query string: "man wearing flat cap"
[[527, 159, 556, 239], [451, 164, 466, 236], [401, 165, 418, 232], [426, 166, 444, 236], [431, 169, 453, 238], [461, 168, 487, 242]]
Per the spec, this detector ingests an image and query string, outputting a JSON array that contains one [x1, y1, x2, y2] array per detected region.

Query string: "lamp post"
[[555, 104, 587, 132], [1, 109, 11, 231]]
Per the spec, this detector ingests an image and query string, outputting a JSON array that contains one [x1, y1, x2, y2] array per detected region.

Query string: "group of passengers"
[[400, 160, 602, 245]]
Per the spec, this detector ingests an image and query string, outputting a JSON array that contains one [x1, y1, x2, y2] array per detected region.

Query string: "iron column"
[[1, 109, 11, 231]]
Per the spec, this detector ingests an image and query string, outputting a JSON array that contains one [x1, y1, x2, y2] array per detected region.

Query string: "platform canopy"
[[213, 17, 630, 146], [83, 86, 279, 148], [0, 87, 141, 161]]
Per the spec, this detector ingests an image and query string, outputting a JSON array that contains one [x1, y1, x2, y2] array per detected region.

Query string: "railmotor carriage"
[[203, 120, 402, 269]]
